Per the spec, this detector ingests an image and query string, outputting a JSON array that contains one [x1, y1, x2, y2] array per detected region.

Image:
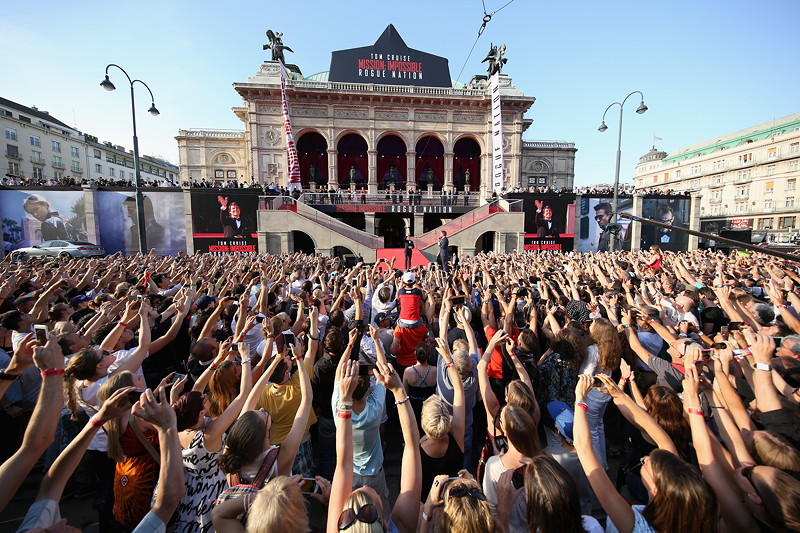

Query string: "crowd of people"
[[1, 247, 799, 533]]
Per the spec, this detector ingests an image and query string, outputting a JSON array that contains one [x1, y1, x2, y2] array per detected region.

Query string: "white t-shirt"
[[16, 499, 60, 532]]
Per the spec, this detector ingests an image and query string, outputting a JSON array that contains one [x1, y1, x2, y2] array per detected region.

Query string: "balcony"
[[30, 156, 45, 165], [5, 151, 21, 160], [52, 161, 64, 169], [71, 165, 83, 174]]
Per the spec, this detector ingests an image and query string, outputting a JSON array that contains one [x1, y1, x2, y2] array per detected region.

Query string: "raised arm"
[[277, 340, 313, 476], [205, 343, 254, 448], [327, 360, 359, 533], [477, 329, 507, 423], [435, 338, 465, 451]]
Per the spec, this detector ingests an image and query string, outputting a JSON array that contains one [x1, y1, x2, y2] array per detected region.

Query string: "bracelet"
[[338, 401, 353, 409], [266, 335, 275, 339], [686, 407, 704, 417], [776, 304, 788, 309], [395, 396, 410, 405], [309, 335, 320, 341], [242, 358, 252, 365], [41, 368, 66, 378], [210, 363, 218, 370], [753, 363, 772, 372], [445, 362, 455, 369], [621, 324, 635, 329], [90, 416, 104, 428], [421, 510, 432, 522], [0, 371, 20, 381], [337, 411, 352, 420], [576, 401, 588, 412], [293, 355, 302, 361], [118, 322, 128, 327], [620, 377, 629, 383], [793, 388, 800, 399]]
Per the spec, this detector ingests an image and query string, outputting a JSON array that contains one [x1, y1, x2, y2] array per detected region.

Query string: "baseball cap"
[[196, 295, 216, 310], [69, 295, 91, 306], [375, 312, 389, 324], [547, 401, 575, 443], [402, 271, 416, 284]]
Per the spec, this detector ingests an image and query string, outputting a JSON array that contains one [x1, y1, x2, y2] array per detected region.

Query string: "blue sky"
[[3, 0, 799, 186]]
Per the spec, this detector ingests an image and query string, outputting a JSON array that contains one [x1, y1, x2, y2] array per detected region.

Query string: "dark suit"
[[438, 236, 449, 271], [220, 207, 252, 238], [404, 238, 415, 270], [642, 225, 687, 252], [535, 210, 561, 238]]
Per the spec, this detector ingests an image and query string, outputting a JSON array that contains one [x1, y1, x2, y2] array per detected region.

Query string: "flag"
[[279, 62, 302, 191], [653, 135, 663, 142], [489, 73, 505, 194]]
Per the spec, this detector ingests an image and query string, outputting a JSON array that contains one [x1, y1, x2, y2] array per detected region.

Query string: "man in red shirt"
[[391, 271, 427, 369]]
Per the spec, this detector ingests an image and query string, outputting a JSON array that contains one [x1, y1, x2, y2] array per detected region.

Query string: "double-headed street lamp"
[[598, 91, 648, 251], [100, 64, 160, 254]]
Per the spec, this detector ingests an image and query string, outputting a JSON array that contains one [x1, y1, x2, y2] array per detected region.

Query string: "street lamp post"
[[100, 65, 160, 254], [597, 91, 648, 252]]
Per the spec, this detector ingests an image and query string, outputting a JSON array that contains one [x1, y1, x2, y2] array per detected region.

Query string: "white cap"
[[402, 271, 416, 284]]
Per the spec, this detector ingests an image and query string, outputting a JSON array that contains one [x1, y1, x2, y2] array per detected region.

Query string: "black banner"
[[329, 24, 451, 87]]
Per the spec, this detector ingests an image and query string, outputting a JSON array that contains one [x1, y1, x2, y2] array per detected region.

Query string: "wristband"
[[445, 362, 454, 369], [337, 411, 352, 420], [41, 368, 66, 378], [395, 396, 410, 405], [776, 304, 788, 309], [793, 388, 800, 399], [293, 355, 302, 361], [266, 335, 275, 339], [338, 401, 353, 409], [0, 371, 20, 381], [118, 322, 128, 328], [210, 363, 218, 370], [576, 401, 588, 412], [422, 510, 432, 522], [242, 358, 252, 365], [622, 324, 635, 329], [753, 363, 772, 372], [309, 335, 320, 341], [90, 416, 105, 429], [620, 377, 629, 383], [686, 407, 704, 417]]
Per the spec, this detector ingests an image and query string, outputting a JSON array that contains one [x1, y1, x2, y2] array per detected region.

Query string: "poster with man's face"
[[577, 197, 634, 252], [640, 197, 691, 252], [190, 190, 260, 254], [95, 190, 186, 256], [507, 193, 576, 252], [1, 189, 88, 253]]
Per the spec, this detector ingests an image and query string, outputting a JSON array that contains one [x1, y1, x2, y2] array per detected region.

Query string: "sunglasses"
[[623, 456, 646, 475], [338, 503, 380, 530], [447, 485, 487, 501]]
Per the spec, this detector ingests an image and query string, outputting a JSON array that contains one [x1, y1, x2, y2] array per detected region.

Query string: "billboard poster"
[[576, 197, 635, 253], [640, 197, 692, 252], [508, 194, 576, 252], [490, 73, 504, 194], [328, 24, 451, 87], [95, 190, 186, 256], [190, 190, 259, 254], [1, 189, 88, 253]]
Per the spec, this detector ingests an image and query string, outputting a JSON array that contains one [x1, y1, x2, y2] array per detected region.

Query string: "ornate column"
[[327, 148, 338, 189], [444, 152, 454, 192], [406, 150, 416, 190], [368, 149, 378, 195]]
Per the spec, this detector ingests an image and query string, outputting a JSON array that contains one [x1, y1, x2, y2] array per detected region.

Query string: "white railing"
[[288, 79, 487, 98], [522, 141, 576, 149], [177, 130, 246, 138]]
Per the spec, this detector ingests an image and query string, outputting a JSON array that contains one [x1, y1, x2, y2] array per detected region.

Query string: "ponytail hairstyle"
[[433, 478, 496, 533], [219, 410, 269, 474], [173, 391, 205, 431], [96, 371, 136, 462], [63, 345, 104, 421]]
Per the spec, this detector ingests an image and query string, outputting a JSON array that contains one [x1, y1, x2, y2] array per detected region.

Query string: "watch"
[[0, 371, 20, 381], [753, 363, 772, 372]]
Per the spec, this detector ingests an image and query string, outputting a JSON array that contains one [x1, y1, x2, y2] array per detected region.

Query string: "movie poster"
[[95, 190, 186, 256], [576, 197, 635, 253], [507, 194, 576, 252], [1, 189, 88, 253], [640, 197, 691, 252], [190, 190, 259, 254]]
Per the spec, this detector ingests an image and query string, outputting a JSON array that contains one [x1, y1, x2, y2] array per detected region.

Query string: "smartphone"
[[283, 332, 295, 346], [720, 325, 729, 336], [773, 337, 784, 347], [299, 477, 319, 495], [34, 324, 49, 345], [592, 375, 605, 389], [728, 322, 743, 331], [172, 373, 186, 382], [700, 349, 713, 359]]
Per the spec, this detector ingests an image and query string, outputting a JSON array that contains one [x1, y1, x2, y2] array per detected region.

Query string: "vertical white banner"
[[490, 73, 504, 194]]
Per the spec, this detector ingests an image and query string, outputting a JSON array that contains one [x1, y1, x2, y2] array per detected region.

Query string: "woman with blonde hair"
[[419, 338, 465, 499], [646, 245, 663, 272], [424, 475, 496, 533]]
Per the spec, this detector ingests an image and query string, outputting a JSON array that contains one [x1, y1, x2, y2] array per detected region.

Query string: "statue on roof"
[[482, 43, 507, 76], [263, 30, 294, 63]]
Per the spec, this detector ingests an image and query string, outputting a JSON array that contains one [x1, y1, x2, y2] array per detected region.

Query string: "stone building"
[[633, 112, 800, 243]]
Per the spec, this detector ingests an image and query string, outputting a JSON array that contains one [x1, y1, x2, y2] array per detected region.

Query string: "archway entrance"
[[377, 215, 406, 248], [453, 137, 481, 191], [415, 136, 444, 191], [337, 134, 368, 188], [297, 132, 328, 189], [377, 135, 407, 190], [291, 231, 315, 254], [476, 231, 494, 254]]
